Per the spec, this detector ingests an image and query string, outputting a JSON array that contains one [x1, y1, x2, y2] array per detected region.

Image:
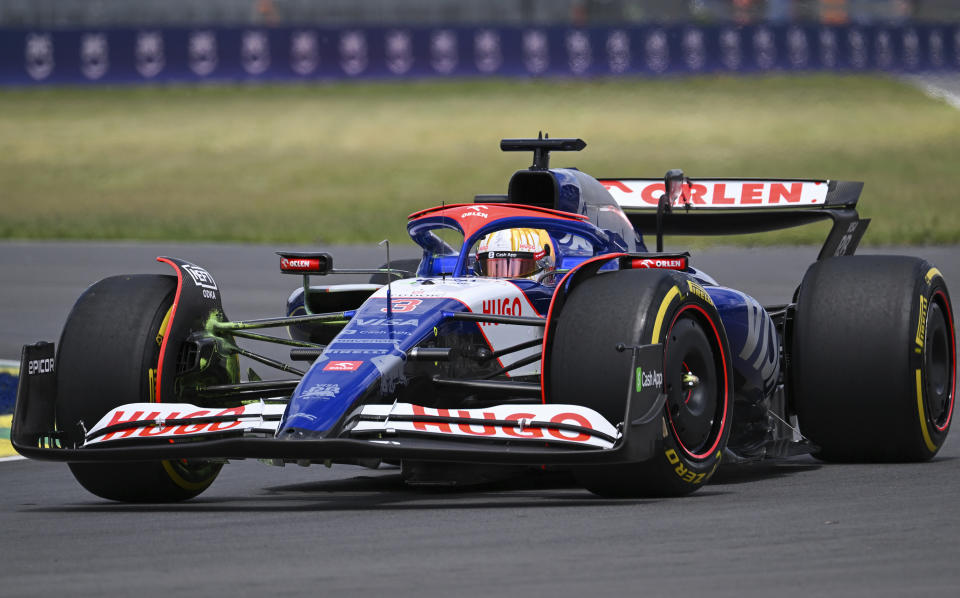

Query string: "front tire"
[[792, 256, 956, 462], [56, 275, 223, 502], [549, 269, 733, 497]]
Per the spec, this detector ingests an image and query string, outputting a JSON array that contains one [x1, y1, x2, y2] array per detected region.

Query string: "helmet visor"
[[478, 252, 539, 278]]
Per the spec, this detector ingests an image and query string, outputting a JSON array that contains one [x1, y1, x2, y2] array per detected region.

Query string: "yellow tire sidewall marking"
[[651, 286, 681, 343], [915, 368, 939, 453], [161, 460, 216, 491]]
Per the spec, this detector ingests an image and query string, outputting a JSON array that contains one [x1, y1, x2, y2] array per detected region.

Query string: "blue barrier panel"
[[0, 361, 18, 458], [0, 362, 17, 416], [1, 23, 959, 85]]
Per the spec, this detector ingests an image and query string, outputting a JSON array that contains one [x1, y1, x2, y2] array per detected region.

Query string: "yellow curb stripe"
[[0, 414, 15, 458]]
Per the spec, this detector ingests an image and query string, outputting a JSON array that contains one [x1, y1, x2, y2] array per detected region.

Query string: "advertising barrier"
[[1, 23, 959, 85]]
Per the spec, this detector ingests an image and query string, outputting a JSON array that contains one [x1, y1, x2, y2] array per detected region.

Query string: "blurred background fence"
[[1, 1, 959, 84], [3, 1, 960, 27]]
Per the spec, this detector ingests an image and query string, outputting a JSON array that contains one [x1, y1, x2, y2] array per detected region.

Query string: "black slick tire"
[[56, 275, 222, 502], [792, 256, 956, 462], [550, 269, 733, 497]]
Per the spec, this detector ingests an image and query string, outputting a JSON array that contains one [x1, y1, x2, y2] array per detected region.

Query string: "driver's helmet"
[[475, 228, 555, 280]]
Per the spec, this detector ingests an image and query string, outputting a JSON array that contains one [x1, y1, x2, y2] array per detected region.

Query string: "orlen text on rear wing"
[[600, 178, 869, 260]]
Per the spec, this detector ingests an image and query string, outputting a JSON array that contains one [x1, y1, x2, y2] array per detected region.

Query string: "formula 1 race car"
[[12, 136, 957, 502]]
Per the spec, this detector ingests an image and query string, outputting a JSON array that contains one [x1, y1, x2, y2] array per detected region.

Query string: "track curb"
[[1, 359, 20, 458]]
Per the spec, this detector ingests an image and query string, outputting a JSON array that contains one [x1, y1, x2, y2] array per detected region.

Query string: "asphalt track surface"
[[1, 241, 959, 597]]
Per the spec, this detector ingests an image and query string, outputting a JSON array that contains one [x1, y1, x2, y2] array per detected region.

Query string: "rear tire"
[[792, 256, 956, 462], [56, 275, 223, 502], [550, 269, 733, 497]]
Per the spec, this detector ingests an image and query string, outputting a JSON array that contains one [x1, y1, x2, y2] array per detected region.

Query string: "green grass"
[[1, 75, 959, 245]]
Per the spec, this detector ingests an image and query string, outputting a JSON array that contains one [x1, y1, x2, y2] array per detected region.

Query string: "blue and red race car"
[[12, 136, 956, 501]]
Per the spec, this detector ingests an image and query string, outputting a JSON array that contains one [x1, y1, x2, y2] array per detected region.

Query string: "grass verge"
[[2, 74, 958, 245]]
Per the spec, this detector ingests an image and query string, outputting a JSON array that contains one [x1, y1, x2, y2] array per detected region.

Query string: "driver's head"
[[476, 228, 555, 280]]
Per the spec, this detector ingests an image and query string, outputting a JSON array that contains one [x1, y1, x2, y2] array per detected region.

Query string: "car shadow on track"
[[25, 469, 737, 513], [710, 459, 821, 486]]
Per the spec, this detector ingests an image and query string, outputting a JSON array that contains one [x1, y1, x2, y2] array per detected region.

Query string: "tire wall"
[[793, 256, 956, 461]]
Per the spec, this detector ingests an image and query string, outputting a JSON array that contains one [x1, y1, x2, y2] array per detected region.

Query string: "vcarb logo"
[[523, 30, 549, 74], [819, 28, 838, 69], [566, 30, 591, 74], [291, 31, 319, 75], [902, 29, 919, 69], [386, 30, 414, 75], [340, 31, 368, 76], [136, 31, 164, 78], [848, 29, 867, 69], [645, 29, 668, 73], [928, 30, 944, 68], [787, 27, 809, 68], [28, 358, 55, 376], [431, 30, 458, 74], [753, 28, 776, 70], [954, 28, 960, 66], [635, 367, 662, 392], [25, 33, 54, 81], [475, 30, 502, 73], [720, 29, 742, 71], [875, 30, 893, 69], [80, 33, 108, 80], [182, 265, 217, 291], [682, 29, 705, 71], [242, 31, 270, 75], [189, 31, 218, 76], [606, 30, 630, 73]]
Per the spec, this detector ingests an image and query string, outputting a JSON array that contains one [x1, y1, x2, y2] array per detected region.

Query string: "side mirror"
[[277, 252, 333, 275]]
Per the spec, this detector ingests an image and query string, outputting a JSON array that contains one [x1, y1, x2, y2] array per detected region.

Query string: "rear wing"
[[599, 178, 869, 260]]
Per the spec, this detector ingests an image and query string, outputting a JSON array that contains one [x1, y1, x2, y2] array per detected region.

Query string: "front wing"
[[12, 341, 667, 466]]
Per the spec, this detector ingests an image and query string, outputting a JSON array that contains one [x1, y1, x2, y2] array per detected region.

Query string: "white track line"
[[900, 74, 960, 111], [0, 455, 25, 463]]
